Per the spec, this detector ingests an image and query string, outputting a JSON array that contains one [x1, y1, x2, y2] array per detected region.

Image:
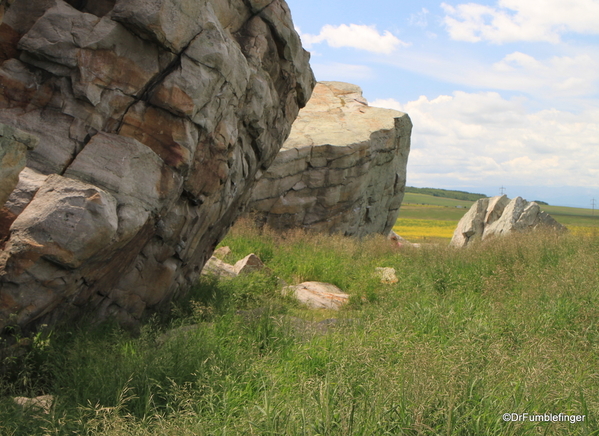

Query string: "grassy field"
[[403, 192, 476, 209], [397, 193, 599, 242], [2, 220, 599, 435]]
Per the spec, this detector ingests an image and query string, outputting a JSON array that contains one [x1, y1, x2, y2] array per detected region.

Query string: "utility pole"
[[592, 198, 596, 216], [500, 186, 506, 195]]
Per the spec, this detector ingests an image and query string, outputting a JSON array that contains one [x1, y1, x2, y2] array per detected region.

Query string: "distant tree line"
[[405, 187, 488, 202]]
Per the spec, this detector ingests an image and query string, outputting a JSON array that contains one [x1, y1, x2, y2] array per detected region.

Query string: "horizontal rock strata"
[[450, 195, 566, 247], [248, 81, 411, 236], [0, 0, 315, 331]]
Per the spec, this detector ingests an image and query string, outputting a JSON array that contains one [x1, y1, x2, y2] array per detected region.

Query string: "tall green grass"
[[2, 220, 599, 435]]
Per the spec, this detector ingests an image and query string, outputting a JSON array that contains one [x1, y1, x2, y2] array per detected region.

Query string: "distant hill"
[[405, 187, 488, 202]]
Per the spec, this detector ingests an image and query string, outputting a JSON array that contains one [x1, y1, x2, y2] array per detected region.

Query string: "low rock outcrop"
[[248, 81, 411, 236], [450, 195, 566, 247], [0, 0, 315, 332]]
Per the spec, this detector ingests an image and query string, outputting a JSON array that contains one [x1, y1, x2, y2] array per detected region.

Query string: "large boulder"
[[450, 195, 566, 247], [247, 81, 412, 236], [0, 0, 315, 331]]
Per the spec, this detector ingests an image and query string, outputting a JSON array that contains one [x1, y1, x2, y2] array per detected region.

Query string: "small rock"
[[213, 246, 231, 260], [282, 281, 349, 310], [201, 252, 265, 278], [13, 395, 53, 414], [375, 267, 398, 284], [388, 231, 420, 248], [201, 256, 236, 278], [233, 253, 265, 275]]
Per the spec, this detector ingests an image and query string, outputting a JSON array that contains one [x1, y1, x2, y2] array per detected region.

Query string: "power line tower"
[[592, 198, 596, 216], [499, 186, 506, 195]]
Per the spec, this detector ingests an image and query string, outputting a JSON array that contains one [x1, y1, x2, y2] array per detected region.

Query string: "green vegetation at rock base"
[[2, 219, 599, 435]]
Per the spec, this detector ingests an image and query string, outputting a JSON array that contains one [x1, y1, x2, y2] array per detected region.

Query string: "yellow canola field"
[[393, 219, 458, 241], [568, 226, 599, 237], [394, 220, 598, 242]]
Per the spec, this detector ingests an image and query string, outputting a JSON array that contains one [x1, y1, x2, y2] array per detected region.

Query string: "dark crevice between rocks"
[[65, 0, 116, 17], [243, 118, 265, 167], [182, 189, 204, 207], [60, 130, 97, 176], [241, 0, 277, 17], [114, 32, 202, 134]]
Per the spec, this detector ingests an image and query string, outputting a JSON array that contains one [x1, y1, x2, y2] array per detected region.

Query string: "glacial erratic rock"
[[0, 0, 315, 332], [248, 81, 412, 236], [450, 195, 566, 248]]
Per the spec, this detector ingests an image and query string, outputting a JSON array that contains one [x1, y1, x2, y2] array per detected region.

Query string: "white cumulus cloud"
[[371, 92, 599, 189], [442, 0, 599, 43], [297, 24, 408, 54], [387, 48, 599, 101]]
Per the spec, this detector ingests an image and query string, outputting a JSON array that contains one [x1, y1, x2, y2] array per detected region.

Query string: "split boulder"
[[450, 195, 566, 247]]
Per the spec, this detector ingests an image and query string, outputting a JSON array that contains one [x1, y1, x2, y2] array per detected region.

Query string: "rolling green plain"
[[2, 192, 599, 435]]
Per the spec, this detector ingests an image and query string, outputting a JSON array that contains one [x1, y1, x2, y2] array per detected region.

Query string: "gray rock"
[[213, 246, 231, 260], [450, 195, 566, 247], [6, 174, 119, 269], [233, 253, 265, 275], [0, 123, 38, 207], [0, 0, 315, 331], [282, 281, 349, 310], [13, 395, 54, 414], [201, 256, 237, 278], [201, 252, 265, 278], [247, 81, 412, 236]]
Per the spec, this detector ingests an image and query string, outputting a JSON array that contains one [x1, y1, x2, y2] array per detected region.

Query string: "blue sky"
[[286, 0, 599, 207]]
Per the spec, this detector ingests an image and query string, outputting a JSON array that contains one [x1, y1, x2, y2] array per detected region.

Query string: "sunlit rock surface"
[[0, 0, 315, 331], [248, 81, 411, 236], [450, 195, 566, 247]]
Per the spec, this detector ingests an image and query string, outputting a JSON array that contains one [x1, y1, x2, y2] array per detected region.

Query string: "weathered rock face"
[[450, 195, 566, 247], [0, 0, 315, 331], [0, 124, 38, 208], [247, 81, 411, 236]]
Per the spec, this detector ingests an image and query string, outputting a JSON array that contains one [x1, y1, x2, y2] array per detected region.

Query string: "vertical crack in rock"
[[113, 33, 194, 134]]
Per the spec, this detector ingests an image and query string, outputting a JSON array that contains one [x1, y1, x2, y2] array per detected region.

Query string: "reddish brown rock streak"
[[0, 0, 315, 331]]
